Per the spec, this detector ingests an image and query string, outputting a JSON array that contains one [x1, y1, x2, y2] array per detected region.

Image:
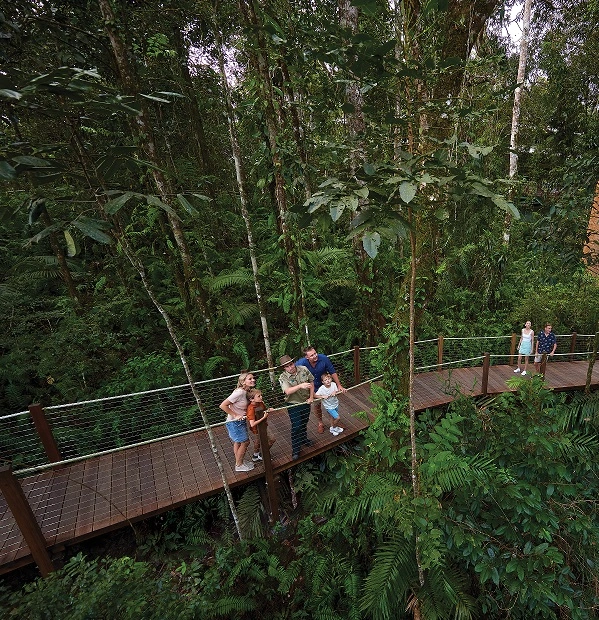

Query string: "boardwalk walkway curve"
[[1, 333, 599, 576]]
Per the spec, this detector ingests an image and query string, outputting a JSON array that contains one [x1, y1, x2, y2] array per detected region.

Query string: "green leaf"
[[12, 155, 52, 168], [104, 192, 134, 215], [354, 187, 369, 198], [362, 231, 381, 258], [140, 93, 171, 103], [146, 195, 178, 217], [72, 218, 112, 244], [177, 194, 199, 216], [399, 181, 417, 203], [363, 162, 376, 176], [0, 89, 22, 101], [64, 230, 77, 257], [0, 161, 17, 180]]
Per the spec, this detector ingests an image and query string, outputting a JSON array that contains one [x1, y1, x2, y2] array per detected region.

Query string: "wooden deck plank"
[[2, 363, 599, 574]]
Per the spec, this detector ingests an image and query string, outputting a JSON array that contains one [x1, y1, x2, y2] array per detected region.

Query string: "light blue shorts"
[[226, 419, 249, 443], [326, 407, 339, 420]]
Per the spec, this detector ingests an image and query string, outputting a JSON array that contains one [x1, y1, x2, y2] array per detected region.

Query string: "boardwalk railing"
[[1, 335, 597, 476]]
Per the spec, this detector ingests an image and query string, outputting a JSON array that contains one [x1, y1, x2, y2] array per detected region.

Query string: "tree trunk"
[[97, 0, 214, 339], [215, 25, 276, 384], [238, 0, 309, 342]]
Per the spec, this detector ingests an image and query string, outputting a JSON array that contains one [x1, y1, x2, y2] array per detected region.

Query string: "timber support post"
[[585, 332, 599, 394], [482, 352, 490, 396], [258, 421, 278, 523], [510, 333, 518, 365], [570, 332, 577, 361], [540, 352, 548, 375], [353, 346, 360, 385], [0, 465, 55, 577], [437, 335, 444, 370], [28, 404, 62, 463]]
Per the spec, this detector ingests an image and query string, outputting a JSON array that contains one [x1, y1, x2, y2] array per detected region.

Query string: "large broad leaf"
[[305, 193, 332, 214], [72, 218, 112, 244], [177, 194, 199, 216], [12, 155, 52, 168], [104, 192, 134, 215], [362, 231, 381, 258], [146, 195, 178, 217], [399, 181, 417, 204], [0, 161, 17, 180], [0, 89, 22, 101], [28, 199, 46, 224]]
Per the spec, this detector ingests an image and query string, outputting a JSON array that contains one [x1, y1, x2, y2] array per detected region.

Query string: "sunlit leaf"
[[362, 231, 381, 258], [399, 181, 417, 203]]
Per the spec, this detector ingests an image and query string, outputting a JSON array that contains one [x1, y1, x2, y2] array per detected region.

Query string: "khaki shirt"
[[279, 365, 314, 404]]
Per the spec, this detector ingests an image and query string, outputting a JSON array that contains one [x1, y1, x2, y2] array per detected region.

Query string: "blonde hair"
[[247, 388, 262, 400], [236, 372, 254, 390]]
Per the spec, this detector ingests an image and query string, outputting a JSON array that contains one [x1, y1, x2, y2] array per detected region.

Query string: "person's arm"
[[550, 335, 557, 355], [219, 395, 246, 420], [308, 381, 314, 403], [331, 372, 346, 392], [280, 373, 312, 397], [249, 413, 268, 428]]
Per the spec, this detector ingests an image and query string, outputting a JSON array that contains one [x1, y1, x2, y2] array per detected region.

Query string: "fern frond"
[[237, 485, 266, 540], [303, 246, 351, 268], [207, 268, 253, 291], [205, 595, 256, 617], [360, 535, 417, 619]]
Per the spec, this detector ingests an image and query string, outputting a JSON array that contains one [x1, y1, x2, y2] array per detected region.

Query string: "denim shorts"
[[325, 407, 339, 419], [226, 419, 249, 443]]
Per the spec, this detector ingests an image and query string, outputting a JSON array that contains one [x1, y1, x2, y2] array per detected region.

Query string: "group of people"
[[219, 346, 346, 472], [514, 321, 557, 375]]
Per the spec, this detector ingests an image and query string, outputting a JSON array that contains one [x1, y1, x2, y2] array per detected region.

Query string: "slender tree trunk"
[[238, 0, 309, 342], [97, 0, 213, 339], [504, 0, 532, 245], [215, 24, 276, 384]]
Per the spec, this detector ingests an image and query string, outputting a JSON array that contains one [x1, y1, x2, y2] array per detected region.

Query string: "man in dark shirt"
[[535, 323, 557, 373], [296, 346, 346, 433]]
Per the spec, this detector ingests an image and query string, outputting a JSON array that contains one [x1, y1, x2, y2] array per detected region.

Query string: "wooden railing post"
[[257, 420, 278, 524], [437, 335, 444, 370], [28, 404, 62, 463], [481, 352, 490, 396], [510, 333, 518, 365], [0, 465, 55, 576], [585, 332, 599, 394], [353, 346, 361, 385], [540, 352, 548, 375], [570, 332, 577, 362]]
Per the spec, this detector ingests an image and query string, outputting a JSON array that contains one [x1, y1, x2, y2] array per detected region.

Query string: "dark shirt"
[[537, 330, 556, 354], [296, 353, 336, 391]]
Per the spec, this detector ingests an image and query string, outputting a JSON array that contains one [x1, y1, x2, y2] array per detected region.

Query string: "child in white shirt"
[[315, 372, 344, 436]]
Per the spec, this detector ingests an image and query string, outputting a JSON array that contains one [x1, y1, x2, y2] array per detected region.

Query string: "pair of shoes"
[[332, 426, 344, 434], [302, 439, 313, 447], [235, 462, 255, 472], [514, 368, 521, 373], [292, 453, 299, 461], [330, 427, 341, 436], [252, 453, 263, 462], [317, 422, 325, 434], [521, 370, 527, 376]]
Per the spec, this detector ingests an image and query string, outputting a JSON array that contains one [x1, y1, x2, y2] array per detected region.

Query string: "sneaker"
[[521, 370, 527, 376], [235, 462, 254, 472], [330, 428, 341, 436], [252, 453, 263, 462], [333, 426, 344, 434], [514, 368, 521, 373]]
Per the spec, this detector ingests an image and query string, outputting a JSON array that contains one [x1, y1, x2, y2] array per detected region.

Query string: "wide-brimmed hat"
[[279, 354, 295, 367]]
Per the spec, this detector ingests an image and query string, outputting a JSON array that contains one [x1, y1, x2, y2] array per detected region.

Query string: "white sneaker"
[[252, 453, 263, 462], [514, 368, 521, 373], [329, 427, 337, 434], [333, 426, 344, 434], [235, 462, 254, 472], [521, 370, 527, 376]]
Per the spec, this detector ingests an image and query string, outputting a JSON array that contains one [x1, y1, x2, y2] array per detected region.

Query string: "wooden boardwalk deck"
[[2, 360, 598, 575]]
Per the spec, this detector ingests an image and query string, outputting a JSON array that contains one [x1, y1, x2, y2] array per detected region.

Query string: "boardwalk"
[[1, 356, 599, 576]]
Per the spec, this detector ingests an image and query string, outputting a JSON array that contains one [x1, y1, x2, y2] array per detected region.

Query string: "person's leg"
[[522, 355, 529, 373], [238, 439, 250, 464], [313, 400, 325, 433], [288, 405, 302, 458], [515, 353, 522, 371], [299, 404, 311, 445]]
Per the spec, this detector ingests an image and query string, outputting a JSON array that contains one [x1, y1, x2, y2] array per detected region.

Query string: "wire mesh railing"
[[2, 336, 597, 474]]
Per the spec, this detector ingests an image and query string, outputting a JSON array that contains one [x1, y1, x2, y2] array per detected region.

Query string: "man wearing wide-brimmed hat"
[[278, 355, 314, 461]]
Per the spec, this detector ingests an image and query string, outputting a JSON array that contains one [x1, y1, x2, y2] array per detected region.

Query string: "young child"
[[315, 372, 344, 436], [246, 388, 276, 462]]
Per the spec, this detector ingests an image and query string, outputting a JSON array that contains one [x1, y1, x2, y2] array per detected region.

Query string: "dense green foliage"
[[2, 0, 599, 617]]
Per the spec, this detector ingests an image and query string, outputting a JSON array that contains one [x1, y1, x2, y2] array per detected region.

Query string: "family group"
[[219, 346, 346, 473], [514, 321, 557, 376]]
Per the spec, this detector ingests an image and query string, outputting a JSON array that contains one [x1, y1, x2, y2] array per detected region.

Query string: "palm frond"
[[203, 595, 256, 617], [303, 246, 351, 268]]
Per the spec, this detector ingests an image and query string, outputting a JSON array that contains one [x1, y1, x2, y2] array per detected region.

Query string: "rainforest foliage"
[[1, 0, 599, 617]]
